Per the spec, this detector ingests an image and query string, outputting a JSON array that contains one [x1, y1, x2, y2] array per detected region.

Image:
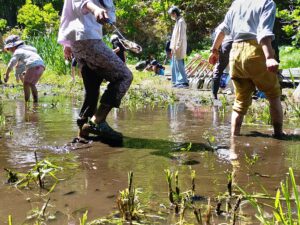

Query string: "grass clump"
[[280, 46, 300, 69]]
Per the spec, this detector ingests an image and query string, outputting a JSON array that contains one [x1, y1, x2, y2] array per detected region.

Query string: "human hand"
[[208, 53, 219, 65], [64, 46, 72, 61], [266, 58, 279, 73], [94, 7, 109, 24], [4, 75, 9, 83]]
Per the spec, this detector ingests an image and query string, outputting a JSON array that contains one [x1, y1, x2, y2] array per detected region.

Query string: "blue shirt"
[[220, 0, 276, 43]]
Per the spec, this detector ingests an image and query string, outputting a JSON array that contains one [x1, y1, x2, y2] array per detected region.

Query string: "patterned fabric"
[[72, 39, 133, 108]]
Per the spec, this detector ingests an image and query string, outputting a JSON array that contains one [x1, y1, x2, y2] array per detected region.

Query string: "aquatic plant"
[[8, 215, 12, 225], [4, 151, 63, 193], [79, 211, 89, 225], [25, 198, 56, 224], [245, 153, 259, 166], [202, 131, 216, 150], [180, 142, 192, 152], [164, 169, 205, 224], [239, 168, 300, 224], [117, 171, 143, 222]]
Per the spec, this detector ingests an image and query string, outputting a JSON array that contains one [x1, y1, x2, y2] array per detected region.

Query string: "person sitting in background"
[[4, 35, 45, 103], [147, 60, 165, 76], [110, 34, 126, 63], [135, 55, 154, 71]]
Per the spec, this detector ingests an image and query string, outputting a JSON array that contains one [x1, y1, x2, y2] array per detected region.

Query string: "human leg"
[[231, 78, 256, 136], [245, 42, 283, 137], [175, 59, 189, 85], [268, 97, 283, 137], [72, 40, 132, 138], [30, 84, 38, 103], [212, 42, 232, 99], [79, 65, 103, 120], [23, 82, 31, 102], [23, 66, 44, 102], [171, 56, 176, 85]]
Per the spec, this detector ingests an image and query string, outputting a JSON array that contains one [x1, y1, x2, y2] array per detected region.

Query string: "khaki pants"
[[230, 40, 281, 115]]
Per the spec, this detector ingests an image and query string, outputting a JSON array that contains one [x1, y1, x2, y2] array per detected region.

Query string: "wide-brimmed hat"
[[4, 35, 24, 50]]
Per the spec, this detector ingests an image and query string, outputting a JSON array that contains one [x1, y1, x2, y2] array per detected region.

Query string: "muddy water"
[[0, 99, 299, 224]]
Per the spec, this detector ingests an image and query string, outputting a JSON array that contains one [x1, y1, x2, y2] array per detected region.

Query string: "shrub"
[[17, 0, 59, 38], [0, 18, 7, 33], [27, 32, 69, 75]]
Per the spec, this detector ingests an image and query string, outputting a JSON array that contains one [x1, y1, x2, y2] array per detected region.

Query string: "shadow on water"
[[86, 135, 213, 160], [244, 131, 300, 141]]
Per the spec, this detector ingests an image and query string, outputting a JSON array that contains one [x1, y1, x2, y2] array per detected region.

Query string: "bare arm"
[[4, 55, 19, 83], [208, 31, 225, 65], [4, 67, 12, 83], [261, 36, 278, 73], [113, 47, 120, 53]]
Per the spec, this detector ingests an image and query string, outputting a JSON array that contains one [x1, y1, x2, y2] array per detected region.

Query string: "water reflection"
[[168, 103, 188, 143]]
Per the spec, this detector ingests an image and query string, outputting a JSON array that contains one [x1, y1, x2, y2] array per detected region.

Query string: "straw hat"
[[4, 35, 24, 50]]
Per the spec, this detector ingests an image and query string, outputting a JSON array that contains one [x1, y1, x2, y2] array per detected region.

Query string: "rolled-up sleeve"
[[219, 9, 233, 36], [257, 0, 276, 43], [73, 0, 93, 15]]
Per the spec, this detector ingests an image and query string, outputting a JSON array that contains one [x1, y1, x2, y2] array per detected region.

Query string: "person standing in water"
[[58, 0, 133, 140], [4, 35, 45, 103], [209, 0, 284, 138]]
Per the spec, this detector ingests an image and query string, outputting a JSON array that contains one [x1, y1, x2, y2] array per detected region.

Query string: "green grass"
[[280, 46, 300, 69]]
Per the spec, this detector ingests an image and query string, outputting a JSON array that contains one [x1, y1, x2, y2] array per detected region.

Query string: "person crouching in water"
[[4, 35, 45, 103], [110, 34, 126, 63]]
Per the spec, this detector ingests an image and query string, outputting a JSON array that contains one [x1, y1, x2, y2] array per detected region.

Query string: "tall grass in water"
[[27, 32, 69, 75], [239, 168, 300, 224]]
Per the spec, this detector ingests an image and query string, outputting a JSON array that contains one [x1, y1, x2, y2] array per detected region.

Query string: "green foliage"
[[278, 1, 300, 46], [279, 46, 300, 69], [0, 18, 7, 32], [114, 0, 231, 59], [17, 0, 59, 38], [27, 32, 69, 75]]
